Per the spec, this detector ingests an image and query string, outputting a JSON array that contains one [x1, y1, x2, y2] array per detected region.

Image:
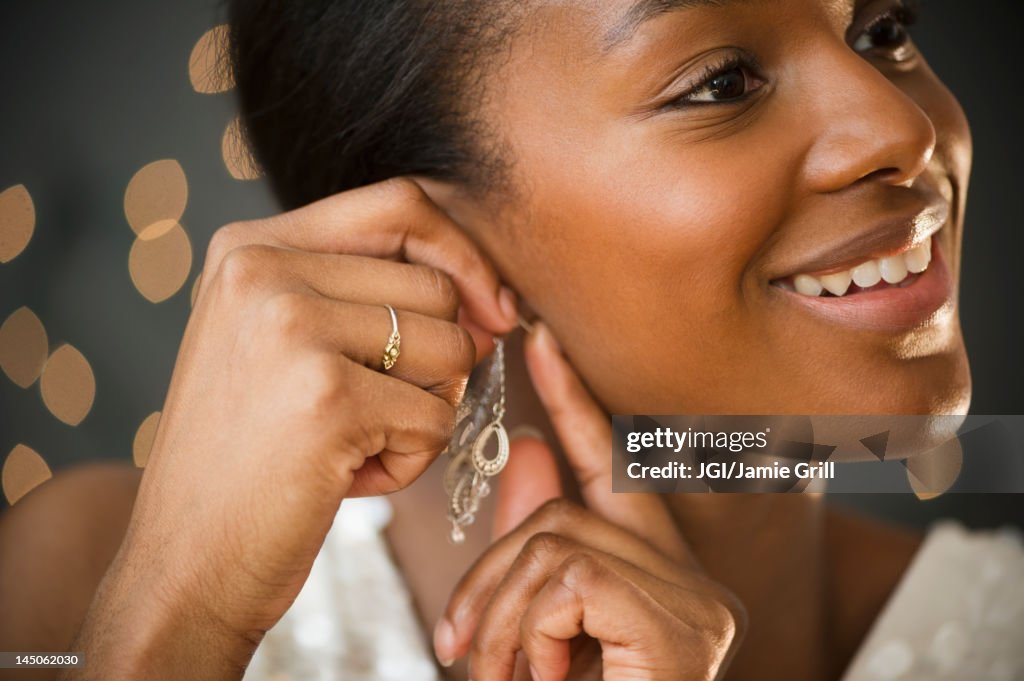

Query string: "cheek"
[[528, 132, 791, 291], [512, 133, 793, 410]]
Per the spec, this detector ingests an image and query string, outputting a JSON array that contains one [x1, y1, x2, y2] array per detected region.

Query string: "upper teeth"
[[790, 236, 932, 298]]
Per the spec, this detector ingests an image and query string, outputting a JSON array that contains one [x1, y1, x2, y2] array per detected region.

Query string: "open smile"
[[774, 234, 934, 298], [769, 228, 954, 332]]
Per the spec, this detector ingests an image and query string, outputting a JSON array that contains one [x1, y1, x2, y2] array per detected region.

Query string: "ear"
[[411, 176, 485, 235], [409, 176, 497, 363]]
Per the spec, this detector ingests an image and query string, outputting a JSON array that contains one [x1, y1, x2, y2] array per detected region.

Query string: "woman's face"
[[463, 0, 972, 416]]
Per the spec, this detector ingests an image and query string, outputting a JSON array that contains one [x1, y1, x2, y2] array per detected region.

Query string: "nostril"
[[856, 167, 908, 186]]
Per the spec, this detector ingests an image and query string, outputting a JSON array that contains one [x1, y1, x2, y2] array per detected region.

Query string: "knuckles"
[[521, 531, 574, 563], [379, 176, 432, 208], [551, 552, 604, 591], [411, 265, 460, 321], [204, 222, 249, 276], [531, 497, 583, 528], [442, 323, 477, 378], [283, 353, 349, 422], [211, 243, 279, 299], [420, 321, 475, 406], [683, 594, 746, 678], [699, 581, 748, 648], [258, 291, 311, 343]]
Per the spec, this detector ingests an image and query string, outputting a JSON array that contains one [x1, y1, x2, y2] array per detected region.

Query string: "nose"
[[800, 43, 937, 192]]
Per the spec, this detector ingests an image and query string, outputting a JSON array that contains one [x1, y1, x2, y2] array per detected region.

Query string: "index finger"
[[524, 321, 693, 565], [204, 177, 517, 335]]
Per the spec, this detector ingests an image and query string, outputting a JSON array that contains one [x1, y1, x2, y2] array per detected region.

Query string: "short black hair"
[[228, 0, 519, 210]]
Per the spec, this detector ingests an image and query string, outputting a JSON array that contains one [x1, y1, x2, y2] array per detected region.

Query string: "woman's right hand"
[[65, 178, 518, 680]]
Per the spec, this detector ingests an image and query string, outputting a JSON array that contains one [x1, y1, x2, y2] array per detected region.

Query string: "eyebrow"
[[601, 0, 743, 51]]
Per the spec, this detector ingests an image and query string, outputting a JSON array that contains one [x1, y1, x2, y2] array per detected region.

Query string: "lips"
[[770, 234, 953, 332], [776, 235, 933, 298], [766, 200, 955, 332]]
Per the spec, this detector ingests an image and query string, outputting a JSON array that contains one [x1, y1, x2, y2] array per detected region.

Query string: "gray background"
[[0, 1, 1021, 524]]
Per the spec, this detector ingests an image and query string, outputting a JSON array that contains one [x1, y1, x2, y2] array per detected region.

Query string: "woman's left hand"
[[434, 322, 747, 681]]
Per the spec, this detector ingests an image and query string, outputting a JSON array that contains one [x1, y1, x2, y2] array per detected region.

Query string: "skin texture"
[[0, 0, 967, 680], [398, 2, 969, 676], [440, 0, 971, 418]]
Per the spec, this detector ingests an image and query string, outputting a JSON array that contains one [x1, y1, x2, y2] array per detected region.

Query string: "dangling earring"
[[443, 337, 509, 544]]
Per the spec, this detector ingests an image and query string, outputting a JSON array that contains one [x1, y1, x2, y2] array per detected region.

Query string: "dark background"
[[0, 1, 1021, 524]]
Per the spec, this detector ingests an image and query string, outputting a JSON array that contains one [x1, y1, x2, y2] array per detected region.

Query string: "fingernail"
[[533, 320, 561, 353], [530, 664, 542, 681], [499, 286, 518, 324], [508, 424, 546, 444], [433, 618, 456, 667]]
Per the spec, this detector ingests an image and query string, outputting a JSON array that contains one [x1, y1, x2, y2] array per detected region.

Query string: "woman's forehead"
[[519, 0, 857, 48]]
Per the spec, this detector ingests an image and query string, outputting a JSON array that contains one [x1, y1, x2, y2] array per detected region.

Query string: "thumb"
[[492, 428, 563, 540]]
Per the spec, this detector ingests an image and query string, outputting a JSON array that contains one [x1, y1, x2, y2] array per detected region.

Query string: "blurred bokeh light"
[[189, 24, 234, 95], [132, 411, 160, 467], [40, 344, 96, 426], [222, 116, 263, 181], [0, 307, 48, 388], [0, 184, 35, 263], [124, 159, 189, 238], [2, 444, 52, 505], [129, 220, 193, 302]]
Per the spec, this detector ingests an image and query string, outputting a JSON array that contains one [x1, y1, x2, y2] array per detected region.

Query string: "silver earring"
[[443, 337, 509, 544]]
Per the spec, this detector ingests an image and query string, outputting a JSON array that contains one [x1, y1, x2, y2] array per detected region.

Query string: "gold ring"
[[381, 304, 401, 370]]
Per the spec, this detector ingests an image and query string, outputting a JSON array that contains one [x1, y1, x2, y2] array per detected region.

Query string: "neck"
[[505, 336, 831, 680], [666, 494, 829, 680]]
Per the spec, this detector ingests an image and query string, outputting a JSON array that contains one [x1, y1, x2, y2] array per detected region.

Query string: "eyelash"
[[665, 54, 764, 110], [664, 0, 921, 111], [872, 0, 920, 33], [854, 0, 919, 58]]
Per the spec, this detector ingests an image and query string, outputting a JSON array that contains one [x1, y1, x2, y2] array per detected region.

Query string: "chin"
[[846, 346, 972, 417], [828, 345, 971, 462]]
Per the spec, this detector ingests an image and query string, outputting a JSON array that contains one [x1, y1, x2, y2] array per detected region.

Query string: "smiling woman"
[[2, 1, 1020, 680], [236, 0, 970, 418]]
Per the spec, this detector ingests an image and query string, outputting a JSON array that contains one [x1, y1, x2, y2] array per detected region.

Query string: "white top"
[[243, 497, 438, 681], [842, 521, 1024, 681], [245, 504, 1024, 681]]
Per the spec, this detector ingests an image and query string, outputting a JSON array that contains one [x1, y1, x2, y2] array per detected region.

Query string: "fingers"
[[492, 432, 563, 540], [249, 348, 457, 496], [342, 371, 458, 498], [467, 537, 630, 681], [524, 321, 693, 564], [471, 536, 744, 681], [249, 292, 475, 404], [436, 499, 680, 664], [470, 537, 682, 681], [191, 244, 478, 494], [202, 177, 518, 336], [518, 555, 677, 681], [215, 246, 465, 322]]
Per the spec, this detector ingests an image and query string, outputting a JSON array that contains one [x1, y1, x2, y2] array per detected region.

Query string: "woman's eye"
[[853, 5, 918, 58], [686, 67, 751, 104]]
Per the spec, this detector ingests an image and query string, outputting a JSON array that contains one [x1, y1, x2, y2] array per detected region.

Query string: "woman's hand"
[[434, 322, 746, 681], [65, 178, 517, 680]]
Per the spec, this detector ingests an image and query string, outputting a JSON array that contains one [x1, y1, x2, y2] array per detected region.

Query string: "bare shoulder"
[[824, 504, 923, 676], [0, 461, 142, 654]]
